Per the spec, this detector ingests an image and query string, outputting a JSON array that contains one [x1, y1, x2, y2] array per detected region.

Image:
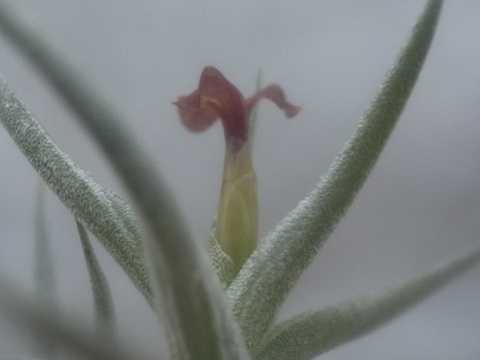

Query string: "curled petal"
[[173, 90, 218, 132], [198, 67, 248, 144], [245, 84, 302, 119], [174, 67, 301, 150], [174, 66, 248, 145]]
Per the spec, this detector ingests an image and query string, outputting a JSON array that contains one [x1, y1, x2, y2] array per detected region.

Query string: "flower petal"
[[174, 66, 248, 145], [198, 66, 248, 144], [245, 84, 301, 119], [173, 90, 218, 132]]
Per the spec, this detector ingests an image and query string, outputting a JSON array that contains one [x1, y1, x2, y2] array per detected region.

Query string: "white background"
[[0, 1, 479, 359]]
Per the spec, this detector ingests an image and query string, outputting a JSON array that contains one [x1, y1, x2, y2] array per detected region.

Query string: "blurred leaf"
[[0, 279, 154, 360], [0, 4, 249, 358], [227, 0, 444, 350], [257, 248, 480, 360], [0, 78, 151, 302], [0, 357, 44, 360], [76, 220, 115, 338], [33, 182, 58, 359], [208, 221, 236, 287], [57, 62, 250, 358], [73, 95, 250, 358]]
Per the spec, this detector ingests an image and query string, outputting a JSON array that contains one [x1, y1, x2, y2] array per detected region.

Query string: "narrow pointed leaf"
[[0, 77, 150, 302], [71, 98, 250, 358], [208, 221, 236, 287], [33, 182, 58, 358], [57, 66, 249, 357], [0, 279, 153, 360], [0, 5, 249, 358], [227, 0, 443, 349], [76, 220, 115, 338], [258, 248, 480, 360]]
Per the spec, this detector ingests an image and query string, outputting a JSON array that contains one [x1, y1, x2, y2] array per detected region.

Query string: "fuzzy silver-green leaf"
[[65, 77, 249, 359], [76, 220, 115, 338], [257, 248, 480, 360], [0, 3, 150, 303], [208, 222, 236, 287], [0, 77, 150, 302], [0, 3, 250, 358], [227, 0, 443, 350], [61, 72, 249, 358], [0, 7, 247, 360]]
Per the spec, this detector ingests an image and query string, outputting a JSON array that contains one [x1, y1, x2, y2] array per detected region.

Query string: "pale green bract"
[[1, 1, 478, 360], [208, 69, 263, 287]]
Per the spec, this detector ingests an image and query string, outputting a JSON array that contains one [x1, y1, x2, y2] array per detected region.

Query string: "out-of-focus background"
[[0, 1, 479, 359]]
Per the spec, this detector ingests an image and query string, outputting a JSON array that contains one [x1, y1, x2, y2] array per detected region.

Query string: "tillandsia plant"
[[0, 1, 478, 359]]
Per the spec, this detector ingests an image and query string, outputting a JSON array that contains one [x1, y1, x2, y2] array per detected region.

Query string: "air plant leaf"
[[0, 279, 153, 360], [58, 68, 250, 358], [33, 182, 58, 359], [48, 63, 250, 358], [257, 248, 480, 360], [0, 6, 249, 358], [0, 77, 151, 302], [76, 220, 115, 338], [227, 0, 443, 350], [208, 221, 236, 287]]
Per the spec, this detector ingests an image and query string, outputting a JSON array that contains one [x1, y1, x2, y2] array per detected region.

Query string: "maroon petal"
[[173, 90, 218, 132], [245, 84, 301, 119], [174, 67, 301, 150], [174, 66, 248, 145]]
